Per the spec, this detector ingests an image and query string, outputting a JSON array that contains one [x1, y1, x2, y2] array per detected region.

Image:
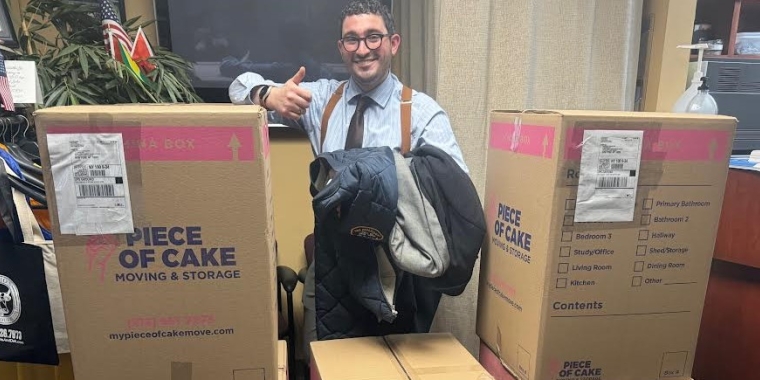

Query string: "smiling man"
[[228, 0, 466, 171], [228, 0, 467, 361]]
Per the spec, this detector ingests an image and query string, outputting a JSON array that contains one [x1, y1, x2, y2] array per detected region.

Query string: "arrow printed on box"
[[228, 133, 241, 161], [542, 134, 549, 158]]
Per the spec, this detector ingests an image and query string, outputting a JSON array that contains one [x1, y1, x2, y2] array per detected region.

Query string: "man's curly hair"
[[340, 0, 396, 35]]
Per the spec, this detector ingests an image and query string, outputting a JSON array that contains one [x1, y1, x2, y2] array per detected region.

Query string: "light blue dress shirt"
[[228, 72, 469, 173]]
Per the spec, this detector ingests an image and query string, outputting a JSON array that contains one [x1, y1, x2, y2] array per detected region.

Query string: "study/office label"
[[573, 248, 615, 256]]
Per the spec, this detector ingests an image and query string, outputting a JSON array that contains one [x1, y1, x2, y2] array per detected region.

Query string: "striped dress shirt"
[[228, 72, 469, 173]]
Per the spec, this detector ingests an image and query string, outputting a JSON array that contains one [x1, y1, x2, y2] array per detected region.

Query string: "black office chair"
[[275, 241, 300, 379], [274, 241, 308, 379]]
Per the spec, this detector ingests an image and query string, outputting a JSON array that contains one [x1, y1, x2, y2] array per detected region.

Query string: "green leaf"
[[44, 86, 66, 107], [78, 48, 89, 78], [55, 88, 69, 106], [71, 89, 99, 105], [84, 48, 103, 69], [58, 44, 79, 57]]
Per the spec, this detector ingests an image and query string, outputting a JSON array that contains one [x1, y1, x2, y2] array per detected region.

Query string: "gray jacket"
[[385, 152, 450, 278]]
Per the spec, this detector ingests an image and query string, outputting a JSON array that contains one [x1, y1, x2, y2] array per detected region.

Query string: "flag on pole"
[[100, 0, 132, 61], [131, 26, 156, 74], [112, 34, 148, 84], [0, 51, 15, 112]]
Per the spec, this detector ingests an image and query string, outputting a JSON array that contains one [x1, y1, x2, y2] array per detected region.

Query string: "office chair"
[[275, 241, 300, 379]]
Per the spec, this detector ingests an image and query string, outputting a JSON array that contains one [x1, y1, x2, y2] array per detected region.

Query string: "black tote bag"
[[0, 161, 59, 365]]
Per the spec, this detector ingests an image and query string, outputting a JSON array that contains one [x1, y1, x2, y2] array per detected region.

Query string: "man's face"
[[338, 14, 400, 91]]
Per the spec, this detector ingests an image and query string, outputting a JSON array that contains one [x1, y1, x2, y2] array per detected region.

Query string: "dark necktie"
[[345, 95, 370, 150]]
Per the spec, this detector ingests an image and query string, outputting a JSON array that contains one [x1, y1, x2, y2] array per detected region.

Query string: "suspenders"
[[319, 82, 413, 154]]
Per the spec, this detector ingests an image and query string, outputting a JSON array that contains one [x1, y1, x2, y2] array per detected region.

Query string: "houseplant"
[[14, 0, 202, 106]]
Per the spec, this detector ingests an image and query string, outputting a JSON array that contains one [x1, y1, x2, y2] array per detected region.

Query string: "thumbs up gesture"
[[265, 66, 313, 120]]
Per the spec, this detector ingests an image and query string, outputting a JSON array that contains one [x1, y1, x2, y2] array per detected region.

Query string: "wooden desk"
[[693, 169, 760, 380]]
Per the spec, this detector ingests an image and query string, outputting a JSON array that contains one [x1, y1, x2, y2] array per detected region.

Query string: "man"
[[228, 0, 467, 359]]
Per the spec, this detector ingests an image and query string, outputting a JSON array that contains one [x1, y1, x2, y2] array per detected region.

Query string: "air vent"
[[714, 66, 741, 92], [739, 80, 760, 93]]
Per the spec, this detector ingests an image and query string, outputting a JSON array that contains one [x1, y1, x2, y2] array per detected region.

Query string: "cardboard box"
[[311, 333, 494, 380], [478, 341, 518, 380], [477, 110, 736, 380], [278, 340, 288, 380], [35, 104, 278, 380]]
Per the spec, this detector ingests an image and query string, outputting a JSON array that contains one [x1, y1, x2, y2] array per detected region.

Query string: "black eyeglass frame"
[[339, 33, 392, 52]]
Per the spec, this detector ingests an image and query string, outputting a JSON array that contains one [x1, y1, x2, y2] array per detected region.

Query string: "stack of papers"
[[749, 150, 760, 163], [730, 150, 760, 172]]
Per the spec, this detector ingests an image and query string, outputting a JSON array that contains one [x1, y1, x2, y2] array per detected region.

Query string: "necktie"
[[345, 95, 370, 150]]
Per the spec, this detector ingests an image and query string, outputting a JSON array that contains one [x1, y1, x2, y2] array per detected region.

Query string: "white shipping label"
[[47, 133, 134, 235], [574, 130, 644, 223]]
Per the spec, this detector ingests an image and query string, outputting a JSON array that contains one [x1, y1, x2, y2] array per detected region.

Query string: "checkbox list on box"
[[641, 214, 651, 226], [556, 278, 568, 289], [643, 198, 654, 210], [560, 246, 571, 257], [565, 199, 576, 211], [632, 276, 643, 287], [637, 245, 647, 256], [634, 261, 645, 272], [639, 230, 650, 241], [561, 231, 573, 242], [558, 263, 569, 274], [563, 215, 574, 226]]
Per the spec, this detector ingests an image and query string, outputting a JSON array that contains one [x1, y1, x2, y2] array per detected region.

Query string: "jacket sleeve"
[[410, 145, 486, 296]]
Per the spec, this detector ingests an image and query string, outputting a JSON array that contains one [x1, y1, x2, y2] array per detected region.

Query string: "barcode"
[[90, 170, 107, 177], [78, 184, 115, 198], [597, 176, 629, 188], [611, 163, 624, 170]]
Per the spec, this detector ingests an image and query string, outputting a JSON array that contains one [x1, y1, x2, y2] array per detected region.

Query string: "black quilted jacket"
[[309, 145, 486, 341], [310, 147, 401, 340]]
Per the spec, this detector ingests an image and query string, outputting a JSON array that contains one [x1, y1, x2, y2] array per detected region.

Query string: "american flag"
[[0, 51, 15, 112], [100, 0, 132, 59]]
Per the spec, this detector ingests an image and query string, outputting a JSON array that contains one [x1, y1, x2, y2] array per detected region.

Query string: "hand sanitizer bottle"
[[685, 77, 719, 115]]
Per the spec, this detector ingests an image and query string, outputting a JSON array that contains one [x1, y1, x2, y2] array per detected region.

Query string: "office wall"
[[640, 0, 698, 111], [394, 0, 646, 356]]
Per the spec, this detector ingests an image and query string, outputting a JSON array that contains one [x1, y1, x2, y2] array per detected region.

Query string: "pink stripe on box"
[[563, 128, 732, 162], [48, 126, 256, 162], [490, 122, 555, 159]]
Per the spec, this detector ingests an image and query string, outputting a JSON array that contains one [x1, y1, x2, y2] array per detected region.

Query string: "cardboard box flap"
[[491, 108, 737, 121], [385, 334, 493, 380], [311, 337, 407, 380], [34, 103, 266, 116]]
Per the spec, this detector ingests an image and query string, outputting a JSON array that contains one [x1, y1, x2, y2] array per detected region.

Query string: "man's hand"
[[266, 67, 313, 120]]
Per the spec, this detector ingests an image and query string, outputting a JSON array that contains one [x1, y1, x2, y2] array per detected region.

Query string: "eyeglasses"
[[340, 33, 390, 52]]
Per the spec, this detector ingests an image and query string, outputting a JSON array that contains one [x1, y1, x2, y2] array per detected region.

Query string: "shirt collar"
[[344, 72, 398, 109]]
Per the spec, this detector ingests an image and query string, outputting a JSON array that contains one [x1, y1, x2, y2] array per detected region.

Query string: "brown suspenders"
[[319, 82, 413, 154]]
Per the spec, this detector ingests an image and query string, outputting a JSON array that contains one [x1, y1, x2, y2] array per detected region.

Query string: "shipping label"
[[575, 130, 643, 223], [47, 133, 134, 235]]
